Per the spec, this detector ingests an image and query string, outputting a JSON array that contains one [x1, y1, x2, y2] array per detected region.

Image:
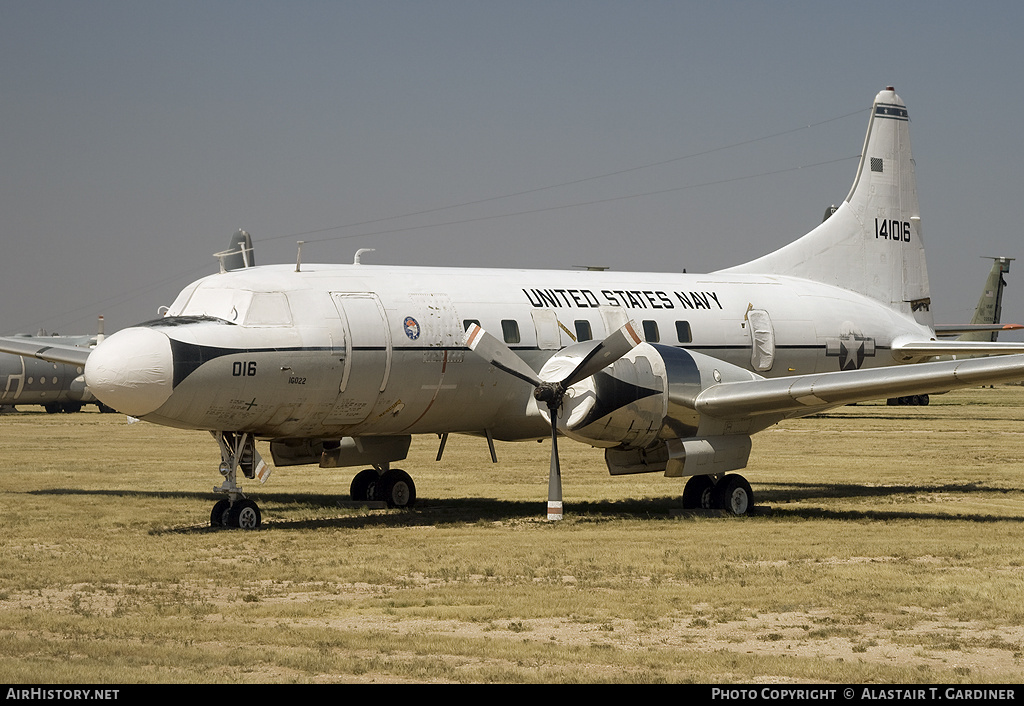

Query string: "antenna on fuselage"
[[295, 241, 305, 272], [354, 248, 375, 264]]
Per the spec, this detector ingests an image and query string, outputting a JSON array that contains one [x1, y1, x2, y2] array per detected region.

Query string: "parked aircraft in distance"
[[0, 232, 257, 415], [937, 257, 1017, 342], [0, 318, 105, 413], [4, 87, 1024, 529], [891, 256, 1018, 405]]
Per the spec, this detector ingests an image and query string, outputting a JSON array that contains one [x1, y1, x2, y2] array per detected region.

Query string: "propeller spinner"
[[465, 321, 643, 520]]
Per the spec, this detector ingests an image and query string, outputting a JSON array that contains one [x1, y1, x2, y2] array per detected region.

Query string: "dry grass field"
[[1, 385, 1023, 683]]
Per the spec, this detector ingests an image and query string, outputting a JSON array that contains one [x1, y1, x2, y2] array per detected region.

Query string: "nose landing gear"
[[209, 431, 269, 529]]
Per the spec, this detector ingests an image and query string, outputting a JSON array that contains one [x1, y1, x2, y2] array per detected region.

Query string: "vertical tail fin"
[[720, 87, 932, 327], [964, 257, 1013, 341]]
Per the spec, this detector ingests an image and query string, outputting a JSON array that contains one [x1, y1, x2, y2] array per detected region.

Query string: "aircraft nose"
[[84, 327, 174, 416]]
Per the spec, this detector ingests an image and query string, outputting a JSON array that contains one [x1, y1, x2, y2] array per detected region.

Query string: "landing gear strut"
[[210, 431, 268, 529], [681, 473, 754, 516]]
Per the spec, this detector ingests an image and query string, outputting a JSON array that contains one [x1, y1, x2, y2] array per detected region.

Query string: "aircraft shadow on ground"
[[28, 482, 1024, 531], [755, 481, 1024, 523], [814, 412, 1015, 423]]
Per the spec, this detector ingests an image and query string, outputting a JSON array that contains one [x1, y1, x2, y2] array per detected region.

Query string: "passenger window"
[[501, 320, 521, 344], [574, 320, 592, 341], [642, 320, 660, 343], [676, 321, 692, 343], [463, 319, 480, 331]]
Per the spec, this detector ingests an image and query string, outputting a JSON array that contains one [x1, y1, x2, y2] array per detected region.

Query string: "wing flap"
[[0, 337, 93, 367], [696, 354, 1024, 420]]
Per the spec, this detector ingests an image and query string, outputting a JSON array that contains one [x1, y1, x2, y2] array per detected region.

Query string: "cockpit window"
[[245, 292, 292, 326], [177, 288, 253, 323], [173, 287, 293, 326]]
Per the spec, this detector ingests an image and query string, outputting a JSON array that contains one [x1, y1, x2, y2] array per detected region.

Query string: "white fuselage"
[[84, 262, 932, 442]]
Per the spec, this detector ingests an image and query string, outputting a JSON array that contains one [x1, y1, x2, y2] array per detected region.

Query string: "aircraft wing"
[[891, 338, 1024, 358], [696, 353, 1024, 420], [0, 336, 93, 367]]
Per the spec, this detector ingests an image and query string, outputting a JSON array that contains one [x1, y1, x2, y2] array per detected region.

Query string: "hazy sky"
[[2, 1, 1022, 339]]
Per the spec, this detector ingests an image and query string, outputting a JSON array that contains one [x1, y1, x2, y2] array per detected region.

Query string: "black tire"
[[210, 499, 231, 528], [350, 469, 380, 502], [228, 499, 262, 530], [681, 475, 716, 509], [714, 474, 754, 516], [380, 469, 416, 508]]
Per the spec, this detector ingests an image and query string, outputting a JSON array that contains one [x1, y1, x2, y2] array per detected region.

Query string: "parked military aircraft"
[[891, 256, 1018, 405], [937, 257, 1017, 342], [0, 231, 257, 415], [0, 318, 105, 413], [4, 87, 1024, 529]]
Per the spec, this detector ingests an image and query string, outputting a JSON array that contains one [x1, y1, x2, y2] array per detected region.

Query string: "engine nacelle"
[[538, 342, 762, 477]]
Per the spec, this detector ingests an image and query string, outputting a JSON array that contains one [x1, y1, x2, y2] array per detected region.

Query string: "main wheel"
[[350, 469, 380, 502], [682, 475, 716, 509], [379, 469, 416, 509], [228, 499, 262, 529], [714, 474, 754, 516]]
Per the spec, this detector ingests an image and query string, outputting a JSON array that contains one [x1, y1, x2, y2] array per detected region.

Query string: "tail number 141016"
[[875, 218, 911, 242]]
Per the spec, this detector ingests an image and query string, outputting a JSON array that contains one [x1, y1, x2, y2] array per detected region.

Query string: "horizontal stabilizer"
[[0, 336, 92, 367], [891, 338, 1024, 358], [696, 353, 1024, 420], [935, 323, 1023, 337]]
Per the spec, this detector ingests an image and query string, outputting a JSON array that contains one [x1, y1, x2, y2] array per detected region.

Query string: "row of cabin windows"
[[462, 319, 692, 345]]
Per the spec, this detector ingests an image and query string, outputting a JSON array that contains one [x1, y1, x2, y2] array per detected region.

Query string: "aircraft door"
[[324, 293, 392, 425], [0, 355, 25, 402], [531, 309, 561, 349], [746, 308, 776, 372]]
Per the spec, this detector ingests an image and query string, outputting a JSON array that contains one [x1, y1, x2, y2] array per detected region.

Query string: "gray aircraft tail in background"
[[890, 257, 1018, 405]]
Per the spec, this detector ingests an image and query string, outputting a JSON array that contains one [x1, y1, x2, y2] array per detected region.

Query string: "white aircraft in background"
[[5, 87, 1024, 529]]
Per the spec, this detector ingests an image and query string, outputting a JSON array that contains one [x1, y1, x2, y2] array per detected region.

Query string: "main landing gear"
[[681, 473, 754, 516], [210, 431, 267, 529], [349, 466, 417, 508]]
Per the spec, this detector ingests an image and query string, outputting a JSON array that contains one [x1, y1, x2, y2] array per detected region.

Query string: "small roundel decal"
[[403, 316, 421, 340]]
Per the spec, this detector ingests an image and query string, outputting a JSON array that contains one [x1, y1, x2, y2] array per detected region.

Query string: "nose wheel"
[[210, 497, 263, 529]]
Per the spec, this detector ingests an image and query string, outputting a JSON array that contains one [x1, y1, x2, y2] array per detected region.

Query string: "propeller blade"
[[546, 409, 563, 521], [465, 323, 543, 387], [560, 320, 643, 388]]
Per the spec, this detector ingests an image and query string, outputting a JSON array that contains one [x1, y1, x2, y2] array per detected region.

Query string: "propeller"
[[466, 321, 643, 520]]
